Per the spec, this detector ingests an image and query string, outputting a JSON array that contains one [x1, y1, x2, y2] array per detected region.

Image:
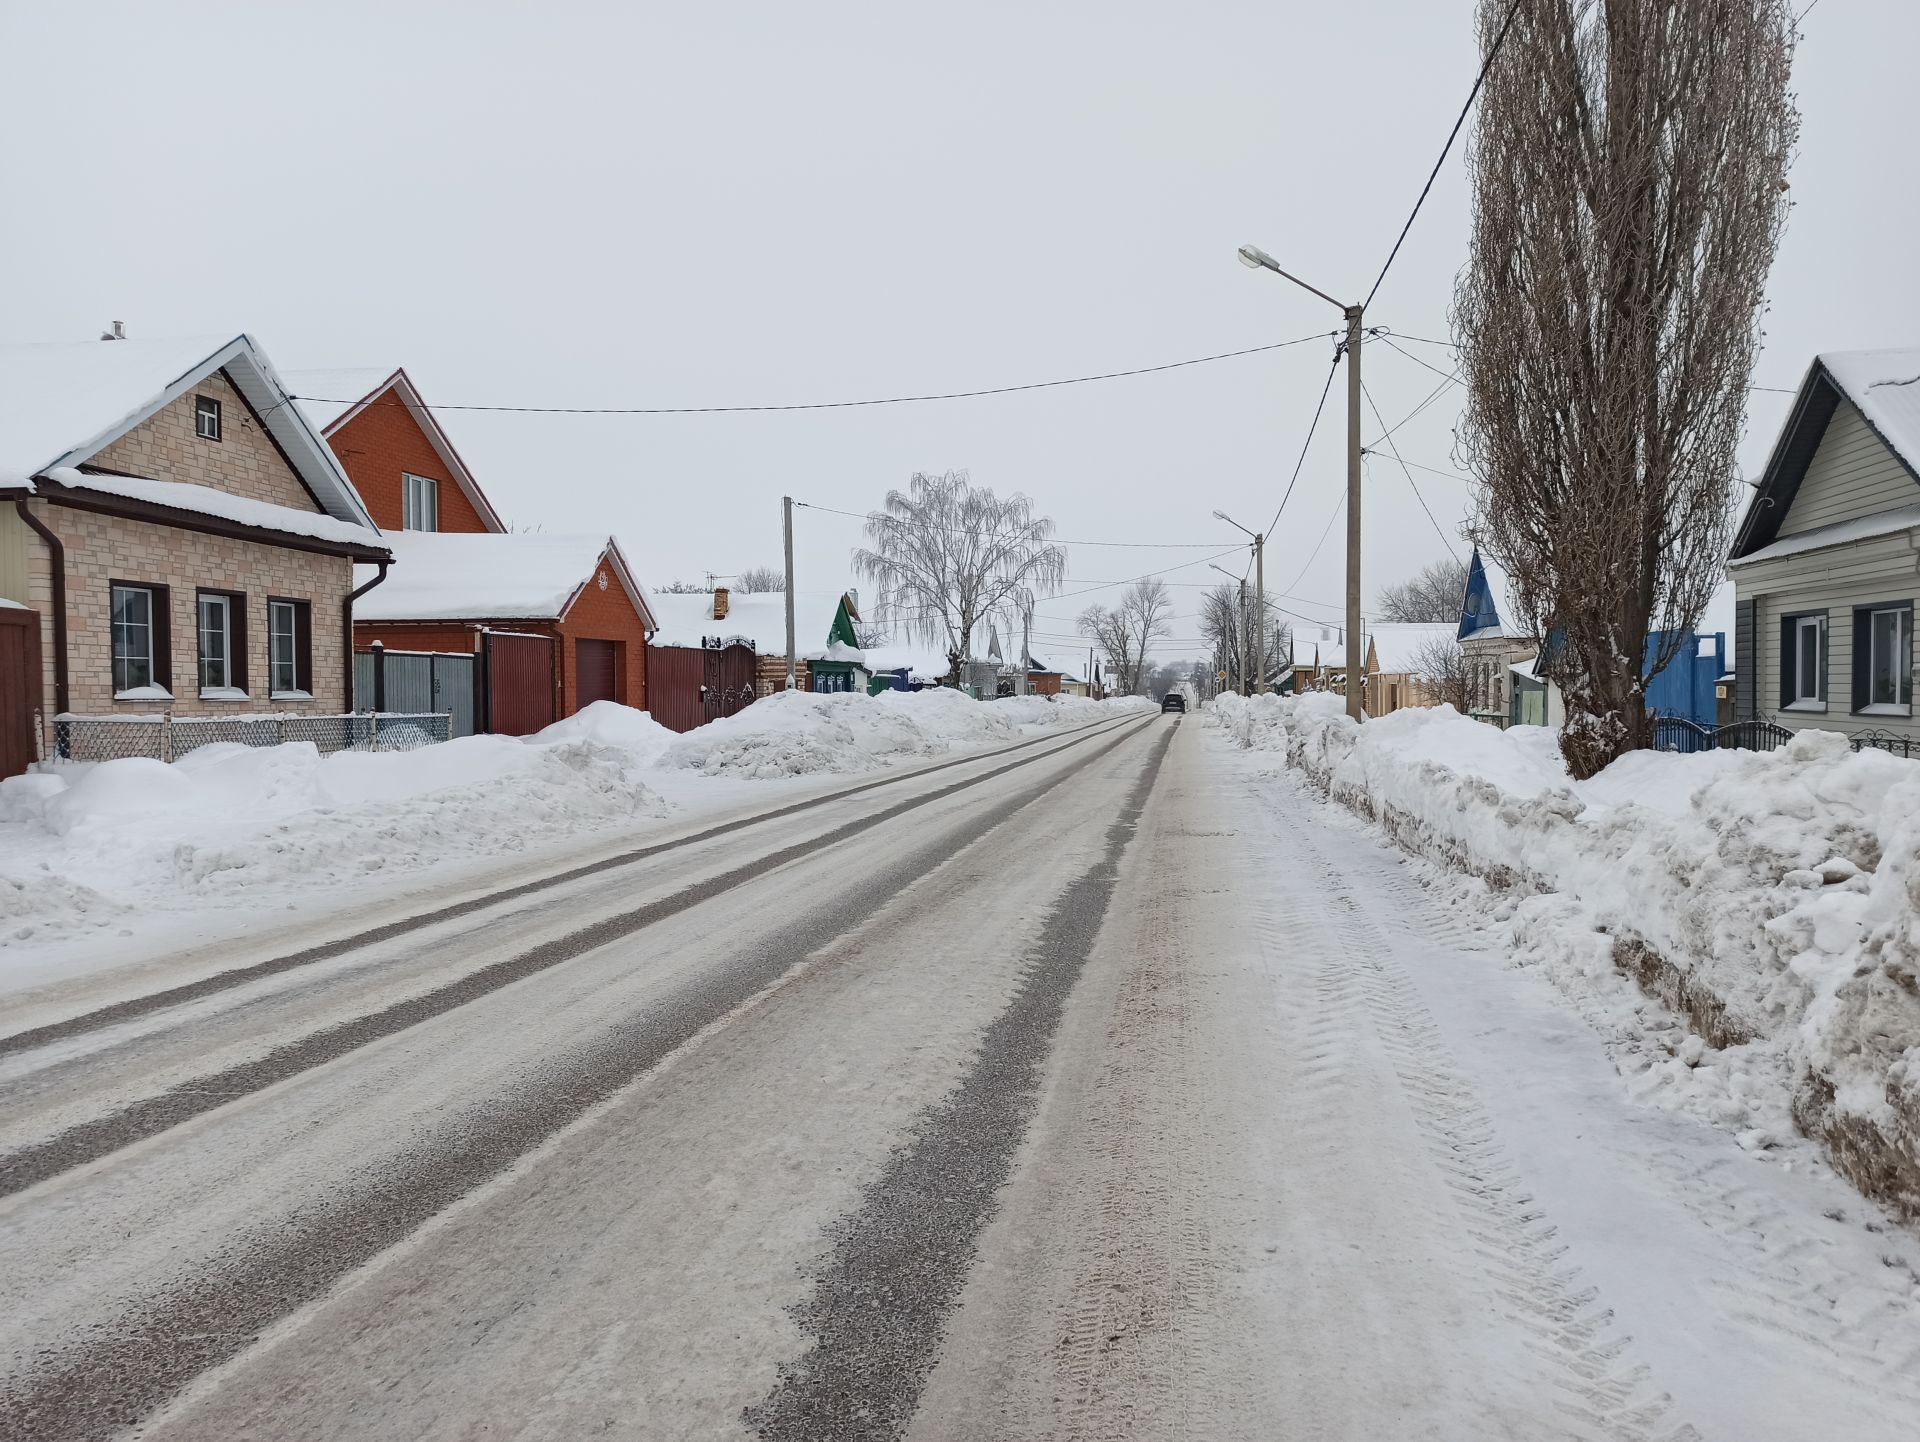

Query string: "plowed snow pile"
[[1210, 692, 1920, 1216]]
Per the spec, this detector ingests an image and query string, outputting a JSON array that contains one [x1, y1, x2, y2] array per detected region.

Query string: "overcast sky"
[[4, 0, 1915, 665]]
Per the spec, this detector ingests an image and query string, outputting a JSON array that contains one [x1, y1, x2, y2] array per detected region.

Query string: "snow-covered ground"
[[0, 691, 1148, 992], [1209, 692, 1920, 1220]]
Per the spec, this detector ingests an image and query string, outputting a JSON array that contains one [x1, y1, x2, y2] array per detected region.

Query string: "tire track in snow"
[[1253, 780, 1697, 1442]]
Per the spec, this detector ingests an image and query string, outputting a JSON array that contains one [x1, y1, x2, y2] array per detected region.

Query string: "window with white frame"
[[268, 598, 311, 695], [1858, 603, 1912, 711], [1783, 611, 1827, 708], [198, 593, 234, 691], [194, 394, 222, 440], [402, 473, 439, 531], [111, 583, 157, 693]]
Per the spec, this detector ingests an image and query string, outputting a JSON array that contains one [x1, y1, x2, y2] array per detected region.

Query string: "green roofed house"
[[808, 590, 870, 694]]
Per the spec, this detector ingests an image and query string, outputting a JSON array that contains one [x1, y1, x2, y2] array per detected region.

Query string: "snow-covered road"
[[4, 715, 1919, 1440]]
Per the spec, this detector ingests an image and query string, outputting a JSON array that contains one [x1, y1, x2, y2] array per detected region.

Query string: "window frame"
[[109, 579, 172, 699], [194, 393, 222, 441], [401, 472, 439, 531], [1852, 599, 1914, 716], [266, 596, 314, 698], [1780, 609, 1828, 712], [194, 587, 249, 697]]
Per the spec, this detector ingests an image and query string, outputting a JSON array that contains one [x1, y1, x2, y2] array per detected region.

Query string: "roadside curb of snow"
[[1211, 693, 1920, 1223]]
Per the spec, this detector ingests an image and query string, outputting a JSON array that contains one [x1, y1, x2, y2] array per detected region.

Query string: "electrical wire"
[[286, 330, 1341, 417], [1363, 0, 1526, 311], [1361, 379, 1461, 561], [1262, 353, 1343, 537]]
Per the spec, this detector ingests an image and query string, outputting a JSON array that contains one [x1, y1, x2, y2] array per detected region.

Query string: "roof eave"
[[325, 369, 509, 534], [40, 481, 392, 561]]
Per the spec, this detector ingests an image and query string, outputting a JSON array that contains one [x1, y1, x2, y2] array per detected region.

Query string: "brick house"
[[354, 531, 657, 719], [648, 586, 869, 719], [0, 333, 391, 764]]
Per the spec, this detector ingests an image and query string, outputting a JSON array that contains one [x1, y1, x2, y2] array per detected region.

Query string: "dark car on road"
[[1161, 692, 1186, 714]]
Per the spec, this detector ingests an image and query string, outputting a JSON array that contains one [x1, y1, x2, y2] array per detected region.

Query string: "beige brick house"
[[0, 333, 392, 765]]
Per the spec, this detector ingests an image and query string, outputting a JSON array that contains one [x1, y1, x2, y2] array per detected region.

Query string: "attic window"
[[194, 394, 222, 441], [402, 473, 439, 531]]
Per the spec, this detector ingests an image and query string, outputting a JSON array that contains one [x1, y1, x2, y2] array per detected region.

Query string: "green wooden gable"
[[826, 593, 861, 650]]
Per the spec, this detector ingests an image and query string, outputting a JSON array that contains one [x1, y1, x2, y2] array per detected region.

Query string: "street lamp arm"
[[1237, 245, 1350, 313], [1212, 509, 1258, 540]]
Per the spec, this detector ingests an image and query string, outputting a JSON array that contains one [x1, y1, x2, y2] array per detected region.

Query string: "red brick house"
[[289, 367, 655, 731]]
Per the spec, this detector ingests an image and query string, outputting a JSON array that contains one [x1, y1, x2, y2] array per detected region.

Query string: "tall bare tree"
[[1376, 557, 1471, 624], [1198, 583, 1293, 693], [1079, 578, 1173, 696], [852, 470, 1068, 684], [1409, 633, 1475, 713], [1454, 0, 1796, 777]]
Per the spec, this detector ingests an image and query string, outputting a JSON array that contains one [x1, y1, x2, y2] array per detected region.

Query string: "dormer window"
[[194, 394, 222, 441]]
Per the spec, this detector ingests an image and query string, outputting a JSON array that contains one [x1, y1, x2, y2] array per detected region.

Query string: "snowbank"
[[1208, 693, 1920, 1217]]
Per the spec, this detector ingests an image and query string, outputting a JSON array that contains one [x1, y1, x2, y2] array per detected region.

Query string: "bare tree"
[[654, 579, 711, 594], [735, 564, 784, 593], [1079, 578, 1173, 695], [1376, 557, 1471, 624], [1409, 634, 1474, 713], [1455, 0, 1796, 777], [1198, 583, 1293, 693], [852, 470, 1068, 684]]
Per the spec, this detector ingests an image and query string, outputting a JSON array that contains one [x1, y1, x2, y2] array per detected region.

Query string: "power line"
[[1263, 353, 1343, 537], [1377, 334, 1460, 383], [287, 329, 1341, 417], [1363, 0, 1526, 311], [1365, 369, 1461, 448], [1361, 379, 1461, 561]]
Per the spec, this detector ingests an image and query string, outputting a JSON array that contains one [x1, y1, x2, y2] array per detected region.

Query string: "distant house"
[[1455, 549, 1540, 724], [646, 586, 869, 729], [0, 333, 391, 770], [1729, 349, 1920, 739], [354, 532, 656, 731], [1280, 622, 1452, 716]]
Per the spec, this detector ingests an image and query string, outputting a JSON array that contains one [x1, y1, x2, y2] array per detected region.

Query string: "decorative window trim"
[[194, 393, 222, 441]]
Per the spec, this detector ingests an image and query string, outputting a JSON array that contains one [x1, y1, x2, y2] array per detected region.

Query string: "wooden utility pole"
[[1344, 305, 1364, 720], [782, 495, 797, 691], [1238, 577, 1251, 696]]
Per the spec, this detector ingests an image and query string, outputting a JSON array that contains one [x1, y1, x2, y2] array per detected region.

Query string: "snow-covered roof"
[[39, 466, 389, 551], [1728, 503, 1920, 569], [354, 532, 655, 624], [1369, 622, 1458, 676], [1821, 349, 1920, 476], [864, 631, 952, 680], [283, 366, 508, 534], [0, 334, 377, 530], [649, 588, 858, 661]]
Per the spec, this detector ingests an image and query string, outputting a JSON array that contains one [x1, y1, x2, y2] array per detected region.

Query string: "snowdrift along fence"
[[55, 711, 450, 763]]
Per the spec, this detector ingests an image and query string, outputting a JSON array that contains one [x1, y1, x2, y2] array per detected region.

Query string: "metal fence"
[[54, 711, 451, 763], [1647, 717, 1912, 757], [354, 649, 477, 737]]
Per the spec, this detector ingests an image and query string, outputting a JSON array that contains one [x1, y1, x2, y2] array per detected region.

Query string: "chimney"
[[100, 321, 126, 341], [713, 586, 730, 620]]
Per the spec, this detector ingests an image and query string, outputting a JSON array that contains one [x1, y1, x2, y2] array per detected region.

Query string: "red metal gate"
[[0, 607, 42, 778], [483, 629, 557, 736], [575, 638, 618, 708], [646, 641, 757, 732]]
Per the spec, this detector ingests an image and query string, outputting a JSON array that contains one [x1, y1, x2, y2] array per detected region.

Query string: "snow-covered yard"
[[0, 691, 1146, 988], [1211, 692, 1920, 1220]]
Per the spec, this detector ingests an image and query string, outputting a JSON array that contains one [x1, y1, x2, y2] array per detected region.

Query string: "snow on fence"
[[1210, 692, 1920, 1222], [53, 711, 451, 763]]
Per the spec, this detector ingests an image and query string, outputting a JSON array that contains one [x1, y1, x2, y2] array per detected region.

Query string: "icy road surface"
[[4, 715, 1920, 1440]]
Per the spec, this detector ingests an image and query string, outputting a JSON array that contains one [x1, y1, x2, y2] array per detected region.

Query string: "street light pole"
[[1237, 245, 1366, 721], [1209, 559, 1251, 696]]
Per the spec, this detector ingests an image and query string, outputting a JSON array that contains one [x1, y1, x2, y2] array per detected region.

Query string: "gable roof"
[[1732, 348, 1920, 559], [285, 366, 508, 533], [1369, 622, 1458, 676], [353, 532, 655, 625], [0, 334, 377, 531]]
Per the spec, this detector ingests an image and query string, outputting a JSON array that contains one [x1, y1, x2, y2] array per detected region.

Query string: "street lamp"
[[1214, 511, 1265, 698], [1239, 242, 1366, 721], [1208, 561, 1253, 697]]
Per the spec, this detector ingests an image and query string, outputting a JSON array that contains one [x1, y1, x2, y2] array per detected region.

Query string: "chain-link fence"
[[53, 712, 451, 763]]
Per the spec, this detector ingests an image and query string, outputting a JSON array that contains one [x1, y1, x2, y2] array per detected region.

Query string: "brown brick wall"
[[89, 370, 320, 513], [557, 555, 649, 714], [27, 501, 353, 718], [351, 622, 487, 655], [325, 395, 495, 533], [755, 653, 810, 697]]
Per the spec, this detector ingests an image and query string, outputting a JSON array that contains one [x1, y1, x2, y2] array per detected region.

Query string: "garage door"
[[575, 638, 618, 708]]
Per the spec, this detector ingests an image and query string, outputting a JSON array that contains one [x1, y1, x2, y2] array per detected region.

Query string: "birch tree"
[[1454, 0, 1796, 777], [852, 470, 1068, 684]]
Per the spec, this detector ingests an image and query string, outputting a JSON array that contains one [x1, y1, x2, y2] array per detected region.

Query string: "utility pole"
[[1238, 577, 1251, 696], [1016, 601, 1031, 696], [782, 495, 797, 691], [1343, 306, 1364, 720], [1253, 531, 1266, 696]]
